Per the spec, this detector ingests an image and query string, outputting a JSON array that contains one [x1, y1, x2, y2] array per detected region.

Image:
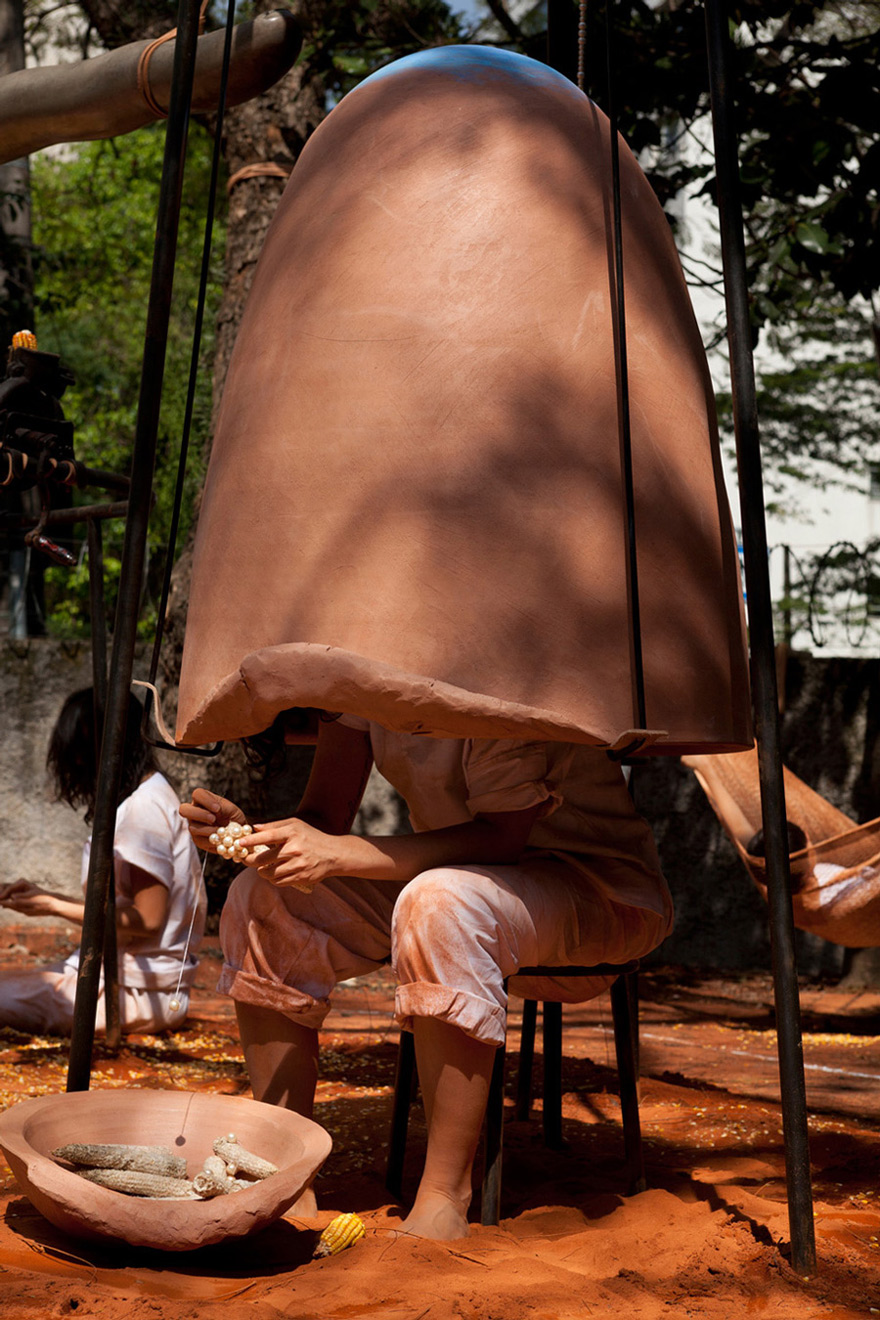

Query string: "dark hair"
[[242, 707, 339, 773], [746, 821, 808, 858], [47, 687, 158, 823]]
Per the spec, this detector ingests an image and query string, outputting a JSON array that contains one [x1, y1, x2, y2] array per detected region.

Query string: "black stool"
[[385, 960, 643, 1226]]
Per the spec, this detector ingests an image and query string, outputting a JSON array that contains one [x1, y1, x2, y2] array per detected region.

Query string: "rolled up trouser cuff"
[[216, 964, 332, 1029], [394, 980, 507, 1047]]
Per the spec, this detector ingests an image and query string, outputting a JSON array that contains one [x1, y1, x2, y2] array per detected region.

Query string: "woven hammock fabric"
[[176, 45, 751, 754], [684, 746, 880, 947]]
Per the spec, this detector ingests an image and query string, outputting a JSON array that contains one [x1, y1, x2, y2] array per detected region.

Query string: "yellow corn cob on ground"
[[313, 1212, 366, 1258]]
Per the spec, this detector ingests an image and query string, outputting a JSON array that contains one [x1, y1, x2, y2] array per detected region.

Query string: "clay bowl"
[[0, 1088, 332, 1251]]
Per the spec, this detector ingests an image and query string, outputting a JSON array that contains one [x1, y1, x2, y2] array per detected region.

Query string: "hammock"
[[682, 746, 880, 947]]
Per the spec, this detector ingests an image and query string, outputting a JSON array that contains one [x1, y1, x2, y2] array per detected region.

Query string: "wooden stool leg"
[[515, 999, 538, 1120], [386, 1029, 417, 1197], [611, 972, 646, 1194], [541, 1000, 565, 1149], [481, 1042, 506, 1225]]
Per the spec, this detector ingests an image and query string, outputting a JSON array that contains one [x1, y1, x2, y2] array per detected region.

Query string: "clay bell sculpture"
[[176, 45, 751, 756]]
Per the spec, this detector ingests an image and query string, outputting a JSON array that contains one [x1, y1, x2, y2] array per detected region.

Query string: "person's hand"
[[0, 880, 61, 917], [242, 817, 341, 893], [179, 788, 249, 852]]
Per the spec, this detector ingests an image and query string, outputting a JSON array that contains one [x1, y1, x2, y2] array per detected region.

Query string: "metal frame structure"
[[703, 0, 815, 1271], [65, 0, 202, 1090], [61, 0, 816, 1275]]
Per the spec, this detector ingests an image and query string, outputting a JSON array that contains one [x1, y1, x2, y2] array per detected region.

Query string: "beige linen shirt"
[[341, 718, 672, 921]]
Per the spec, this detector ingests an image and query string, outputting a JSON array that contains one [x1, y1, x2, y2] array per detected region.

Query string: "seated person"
[[182, 710, 673, 1241], [0, 687, 206, 1035]]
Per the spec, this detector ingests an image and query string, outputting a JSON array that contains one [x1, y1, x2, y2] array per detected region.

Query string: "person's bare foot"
[[395, 1190, 469, 1241]]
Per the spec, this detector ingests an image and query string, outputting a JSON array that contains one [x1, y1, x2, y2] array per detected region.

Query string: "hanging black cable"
[[603, 0, 647, 732], [577, 0, 587, 92], [141, 0, 236, 757]]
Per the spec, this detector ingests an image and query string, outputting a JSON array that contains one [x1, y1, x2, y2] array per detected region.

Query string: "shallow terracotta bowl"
[[0, 1088, 332, 1251]]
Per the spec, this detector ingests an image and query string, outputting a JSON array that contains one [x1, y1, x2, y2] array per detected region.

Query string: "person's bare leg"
[[397, 1017, 496, 1241], [234, 1001, 321, 1215]]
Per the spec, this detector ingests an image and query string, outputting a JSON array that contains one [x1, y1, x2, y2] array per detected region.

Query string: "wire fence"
[[768, 541, 880, 652]]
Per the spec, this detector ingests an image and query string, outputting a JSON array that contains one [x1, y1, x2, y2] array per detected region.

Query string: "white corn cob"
[[313, 1212, 366, 1258], [77, 1168, 196, 1198], [53, 1142, 187, 1178], [193, 1154, 235, 1198], [212, 1134, 278, 1180]]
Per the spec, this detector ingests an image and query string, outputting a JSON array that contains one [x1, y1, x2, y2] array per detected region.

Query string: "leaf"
[[756, 294, 782, 322], [794, 221, 831, 254], [332, 53, 370, 76]]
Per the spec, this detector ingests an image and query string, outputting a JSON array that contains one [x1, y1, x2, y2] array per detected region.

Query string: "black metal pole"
[[9, 502, 130, 527], [603, 1, 646, 732], [704, 0, 816, 1273], [87, 519, 107, 716], [66, 0, 201, 1090], [86, 516, 120, 1049]]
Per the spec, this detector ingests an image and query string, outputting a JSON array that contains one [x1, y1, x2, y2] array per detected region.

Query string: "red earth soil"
[[1, 928, 879, 1319]]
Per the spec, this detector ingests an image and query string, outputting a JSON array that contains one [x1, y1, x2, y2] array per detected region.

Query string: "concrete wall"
[[1, 638, 95, 925]]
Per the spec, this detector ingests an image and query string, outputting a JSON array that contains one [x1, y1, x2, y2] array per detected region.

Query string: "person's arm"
[[0, 866, 168, 941], [243, 803, 544, 891], [114, 866, 169, 941], [179, 717, 374, 851], [0, 880, 85, 924], [296, 719, 374, 834]]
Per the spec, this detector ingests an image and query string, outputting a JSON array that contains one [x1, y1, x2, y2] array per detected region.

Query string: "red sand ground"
[[1, 928, 880, 1319]]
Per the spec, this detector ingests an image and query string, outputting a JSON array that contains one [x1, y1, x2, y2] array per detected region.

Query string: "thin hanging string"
[[603, 0, 647, 731], [141, 0, 238, 755], [169, 848, 209, 1012]]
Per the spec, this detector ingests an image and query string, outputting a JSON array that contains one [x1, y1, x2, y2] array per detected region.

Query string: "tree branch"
[[483, 0, 523, 43]]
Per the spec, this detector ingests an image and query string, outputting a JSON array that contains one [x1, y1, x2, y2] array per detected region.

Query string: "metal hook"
[[133, 679, 223, 757]]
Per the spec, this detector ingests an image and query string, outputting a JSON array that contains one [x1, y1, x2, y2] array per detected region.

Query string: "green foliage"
[[715, 289, 880, 509], [487, 1, 879, 338], [557, 0, 880, 510], [30, 121, 223, 637], [298, 0, 466, 101]]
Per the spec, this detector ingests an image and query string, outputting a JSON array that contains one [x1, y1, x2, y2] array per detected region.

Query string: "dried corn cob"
[[193, 1154, 235, 1198], [77, 1168, 196, 1198], [312, 1212, 366, 1258], [212, 1134, 278, 1180], [53, 1143, 187, 1178]]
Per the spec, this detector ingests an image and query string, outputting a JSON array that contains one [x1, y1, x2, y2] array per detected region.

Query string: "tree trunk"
[[73, 2, 328, 872], [0, 0, 41, 638], [0, 0, 32, 349]]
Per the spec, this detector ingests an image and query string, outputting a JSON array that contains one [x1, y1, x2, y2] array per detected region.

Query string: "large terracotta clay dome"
[[176, 45, 751, 755]]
